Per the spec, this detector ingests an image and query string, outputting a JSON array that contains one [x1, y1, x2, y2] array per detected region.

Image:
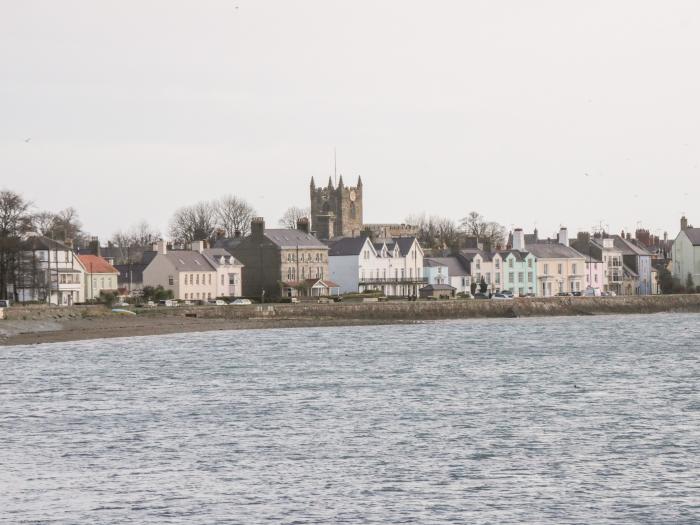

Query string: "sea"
[[1, 314, 699, 524]]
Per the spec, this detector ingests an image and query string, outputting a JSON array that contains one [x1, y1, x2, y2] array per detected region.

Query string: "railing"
[[359, 277, 428, 285]]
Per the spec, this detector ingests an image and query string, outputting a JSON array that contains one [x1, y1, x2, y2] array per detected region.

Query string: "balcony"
[[359, 277, 428, 285]]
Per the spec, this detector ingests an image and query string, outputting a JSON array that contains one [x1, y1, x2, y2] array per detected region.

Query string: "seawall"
[[4, 295, 700, 323]]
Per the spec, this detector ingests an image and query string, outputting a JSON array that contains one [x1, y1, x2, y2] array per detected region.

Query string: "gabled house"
[[196, 243, 244, 298], [612, 235, 653, 295], [328, 235, 426, 296], [672, 216, 700, 290], [498, 249, 537, 296], [16, 236, 85, 305], [77, 254, 120, 301]]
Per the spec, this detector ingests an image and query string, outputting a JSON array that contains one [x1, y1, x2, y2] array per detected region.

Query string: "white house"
[[672, 216, 700, 290], [328, 236, 425, 296], [196, 243, 244, 298], [423, 257, 471, 294], [16, 236, 85, 305]]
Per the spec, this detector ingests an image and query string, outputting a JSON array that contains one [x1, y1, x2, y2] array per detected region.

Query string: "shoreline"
[[2, 294, 700, 346]]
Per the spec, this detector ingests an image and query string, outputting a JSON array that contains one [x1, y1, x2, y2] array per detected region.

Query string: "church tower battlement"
[[310, 176, 363, 240]]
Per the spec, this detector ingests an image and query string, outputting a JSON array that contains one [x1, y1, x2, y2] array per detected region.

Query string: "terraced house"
[[523, 228, 586, 297]]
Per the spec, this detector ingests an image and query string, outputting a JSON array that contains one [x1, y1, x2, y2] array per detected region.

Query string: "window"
[[207, 293, 211, 299], [528, 259, 532, 268], [508, 272, 514, 283], [476, 260, 481, 270], [572, 264, 577, 275], [528, 271, 533, 282], [221, 274, 225, 285], [185, 293, 188, 300], [486, 272, 491, 283], [518, 272, 524, 282], [229, 274, 236, 285], [509, 259, 514, 269], [594, 274, 598, 283], [495, 273, 500, 284], [558, 264, 563, 275], [208, 274, 212, 285], [196, 274, 199, 285], [544, 264, 549, 275], [495, 259, 500, 269], [168, 275, 174, 286]]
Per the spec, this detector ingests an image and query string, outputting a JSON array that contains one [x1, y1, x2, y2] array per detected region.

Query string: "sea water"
[[1, 314, 699, 524]]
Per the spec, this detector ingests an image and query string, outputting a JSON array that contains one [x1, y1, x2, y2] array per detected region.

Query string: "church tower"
[[310, 176, 363, 240]]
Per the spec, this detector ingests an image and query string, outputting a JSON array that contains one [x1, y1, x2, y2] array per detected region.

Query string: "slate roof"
[[498, 249, 529, 262], [77, 255, 119, 274], [264, 229, 328, 249], [160, 251, 217, 272], [525, 243, 585, 259], [424, 257, 470, 276], [202, 248, 243, 266], [115, 263, 147, 285], [393, 237, 417, 256], [20, 235, 72, 252], [328, 236, 370, 256], [612, 236, 652, 257], [683, 228, 700, 246], [212, 237, 244, 253]]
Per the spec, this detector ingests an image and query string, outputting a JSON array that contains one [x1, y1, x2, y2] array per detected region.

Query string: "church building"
[[310, 176, 363, 240]]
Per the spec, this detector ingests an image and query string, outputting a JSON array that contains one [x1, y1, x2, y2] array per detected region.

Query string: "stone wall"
[[4, 295, 700, 322]]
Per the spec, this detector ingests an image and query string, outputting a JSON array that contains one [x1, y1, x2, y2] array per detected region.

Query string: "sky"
[[1, 0, 699, 241]]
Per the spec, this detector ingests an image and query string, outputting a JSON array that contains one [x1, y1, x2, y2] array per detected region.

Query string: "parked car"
[[499, 290, 514, 297], [556, 292, 573, 297], [230, 298, 252, 305], [584, 287, 602, 297], [208, 299, 227, 306], [0, 299, 10, 308], [473, 292, 489, 299], [158, 299, 178, 307], [492, 293, 513, 300], [571, 291, 582, 297], [113, 301, 130, 307]]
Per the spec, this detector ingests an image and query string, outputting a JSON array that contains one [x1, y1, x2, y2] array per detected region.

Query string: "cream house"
[[143, 241, 219, 301], [525, 228, 586, 297], [77, 254, 119, 300], [196, 243, 244, 298]]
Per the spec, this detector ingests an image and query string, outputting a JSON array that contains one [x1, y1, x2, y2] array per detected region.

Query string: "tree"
[[470, 280, 477, 295], [216, 195, 256, 237], [657, 267, 674, 294], [50, 207, 84, 244], [460, 211, 506, 250], [279, 206, 310, 229], [31, 211, 57, 236], [479, 276, 487, 294], [169, 201, 218, 246], [405, 213, 459, 251], [0, 190, 32, 300], [687, 273, 695, 294]]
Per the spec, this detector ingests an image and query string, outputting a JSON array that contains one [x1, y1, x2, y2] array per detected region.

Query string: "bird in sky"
[[24, 138, 31, 143]]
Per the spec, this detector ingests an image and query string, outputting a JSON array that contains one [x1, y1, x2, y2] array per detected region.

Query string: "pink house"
[[585, 258, 605, 292]]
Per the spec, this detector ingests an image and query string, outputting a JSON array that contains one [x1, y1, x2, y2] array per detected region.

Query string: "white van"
[[583, 287, 602, 297]]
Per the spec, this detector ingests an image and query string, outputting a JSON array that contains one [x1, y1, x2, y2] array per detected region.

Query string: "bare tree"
[[46, 207, 84, 244], [0, 190, 32, 300], [31, 211, 56, 236], [279, 206, 310, 229], [169, 201, 218, 246], [216, 195, 255, 237], [460, 211, 506, 250], [405, 213, 459, 251]]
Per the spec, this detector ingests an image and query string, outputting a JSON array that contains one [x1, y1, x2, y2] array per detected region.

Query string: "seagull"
[[24, 138, 31, 143]]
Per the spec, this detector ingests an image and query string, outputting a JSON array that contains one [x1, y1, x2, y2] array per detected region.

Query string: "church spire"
[[310, 176, 315, 189], [338, 174, 344, 188], [357, 175, 363, 187], [327, 176, 334, 189]]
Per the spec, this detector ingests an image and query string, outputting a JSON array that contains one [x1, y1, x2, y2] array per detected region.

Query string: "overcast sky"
[[1, 0, 698, 241]]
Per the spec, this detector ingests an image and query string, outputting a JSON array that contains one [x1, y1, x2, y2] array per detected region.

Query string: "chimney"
[[512, 228, 525, 250], [89, 236, 100, 257], [153, 240, 167, 255], [664, 231, 668, 243], [251, 217, 265, 238], [297, 217, 310, 234], [558, 227, 568, 246], [681, 216, 688, 231], [191, 240, 205, 253]]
